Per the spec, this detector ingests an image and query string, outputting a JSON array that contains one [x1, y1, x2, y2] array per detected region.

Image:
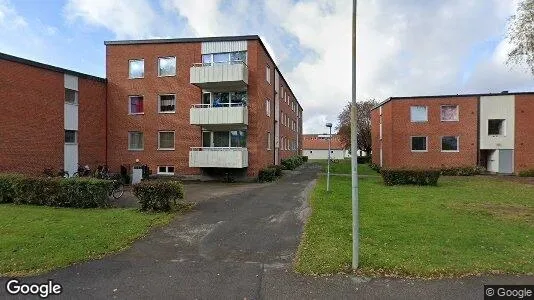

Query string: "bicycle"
[[43, 168, 69, 178], [72, 164, 91, 177], [95, 165, 124, 199]]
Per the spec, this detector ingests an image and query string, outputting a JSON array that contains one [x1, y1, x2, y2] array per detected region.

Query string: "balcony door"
[[202, 131, 247, 148]]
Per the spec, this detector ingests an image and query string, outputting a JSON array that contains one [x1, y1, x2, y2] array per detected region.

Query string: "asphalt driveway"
[[1, 164, 532, 299]]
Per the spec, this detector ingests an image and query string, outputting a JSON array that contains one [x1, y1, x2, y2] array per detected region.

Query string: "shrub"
[[440, 166, 484, 176], [381, 169, 440, 186], [258, 167, 278, 182], [357, 156, 371, 164], [369, 163, 382, 173], [301, 155, 309, 163], [519, 169, 534, 177], [133, 180, 185, 212], [0, 174, 25, 203], [6, 176, 113, 208], [281, 155, 306, 170]]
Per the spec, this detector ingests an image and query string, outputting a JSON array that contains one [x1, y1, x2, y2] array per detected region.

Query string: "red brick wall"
[[515, 94, 534, 173], [277, 67, 301, 161], [371, 107, 380, 165], [374, 97, 478, 169], [0, 60, 64, 174], [106, 42, 202, 175], [78, 77, 107, 168]]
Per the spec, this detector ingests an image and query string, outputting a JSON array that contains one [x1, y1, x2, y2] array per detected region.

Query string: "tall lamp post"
[[351, 0, 359, 270], [326, 123, 332, 192]]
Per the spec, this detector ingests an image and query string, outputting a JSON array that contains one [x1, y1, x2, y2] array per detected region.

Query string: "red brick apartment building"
[[0, 35, 303, 179], [371, 92, 534, 174]]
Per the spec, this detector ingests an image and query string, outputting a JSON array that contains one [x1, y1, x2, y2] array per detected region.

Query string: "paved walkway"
[[1, 164, 532, 299]]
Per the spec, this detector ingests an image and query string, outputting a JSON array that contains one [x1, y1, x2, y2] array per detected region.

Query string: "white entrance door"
[[64, 144, 78, 176]]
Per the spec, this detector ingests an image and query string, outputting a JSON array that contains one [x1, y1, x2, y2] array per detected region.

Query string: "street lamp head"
[[325, 122, 333, 128]]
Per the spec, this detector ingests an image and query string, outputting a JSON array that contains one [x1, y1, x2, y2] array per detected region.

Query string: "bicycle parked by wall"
[[72, 164, 91, 177], [43, 168, 69, 178], [94, 165, 124, 199]]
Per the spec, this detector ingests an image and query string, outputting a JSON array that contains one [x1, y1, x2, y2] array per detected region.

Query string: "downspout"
[[476, 97, 480, 167], [273, 68, 277, 165], [105, 79, 108, 167]]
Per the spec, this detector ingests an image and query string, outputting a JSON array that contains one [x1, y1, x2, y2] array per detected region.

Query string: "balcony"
[[190, 62, 248, 90], [190, 103, 248, 130], [189, 147, 248, 168]]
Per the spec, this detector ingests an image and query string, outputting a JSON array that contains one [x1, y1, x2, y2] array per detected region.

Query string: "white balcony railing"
[[190, 61, 248, 90], [189, 147, 248, 168], [190, 104, 248, 127]]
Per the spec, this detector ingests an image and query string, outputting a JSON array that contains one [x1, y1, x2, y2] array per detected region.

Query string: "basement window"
[[488, 119, 505, 135], [157, 166, 175, 175], [411, 136, 427, 152]]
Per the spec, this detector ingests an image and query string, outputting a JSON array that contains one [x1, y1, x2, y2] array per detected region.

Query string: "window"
[[158, 131, 175, 150], [65, 130, 77, 144], [202, 131, 211, 147], [442, 136, 459, 152], [129, 96, 144, 114], [411, 136, 427, 152], [129, 59, 144, 79], [213, 131, 230, 147], [266, 99, 271, 116], [65, 89, 78, 104], [205, 91, 247, 107], [204, 131, 247, 148], [488, 119, 505, 135], [212, 92, 230, 107], [267, 132, 271, 150], [158, 56, 176, 77], [202, 51, 246, 65], [410, 106, 428, 122], [230, 131, 247, 147], [266, 65, 271, 84], [441, 105, 459, 121], [128, 132, 144, 150], [157, 166, 175, 175], [158, 94, 176, 113]]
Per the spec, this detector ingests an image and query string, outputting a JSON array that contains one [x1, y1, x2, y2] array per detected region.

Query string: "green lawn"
[[296, 175, 534, 277], [310, 159, 378, 175], [0, 205, 176, 276]]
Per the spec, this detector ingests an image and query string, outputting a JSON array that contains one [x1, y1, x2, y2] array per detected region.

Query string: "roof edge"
[[0, 52, 106, 82], [104, 35, 260, 45]]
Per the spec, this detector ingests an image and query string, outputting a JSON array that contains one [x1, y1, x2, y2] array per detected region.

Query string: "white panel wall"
[[303, 149, 346, 160], [190, 63, 248, 85], [189, 149, 248, 168], [480, 95, 515, 150], [190, 106, 248, 125], [201, 41, 247, 54], [64, 74, 79, 176]]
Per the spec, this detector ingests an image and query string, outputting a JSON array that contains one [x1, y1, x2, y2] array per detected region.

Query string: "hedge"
[[381, 169, 440, 186], [369, 163, 382, 173], [519, 169, 534, 177], [440, 166, 485, 176], [133, 180, 184, 212], [0, 175, 113, 208]]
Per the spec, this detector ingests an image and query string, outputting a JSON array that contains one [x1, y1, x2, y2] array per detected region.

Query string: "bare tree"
[[336, 99, 378, 155], [507, 0, 534, 75]]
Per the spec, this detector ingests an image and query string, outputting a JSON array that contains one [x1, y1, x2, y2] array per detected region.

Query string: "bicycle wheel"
[[112, 183, 125, 199], [72, 172, 80, 178]]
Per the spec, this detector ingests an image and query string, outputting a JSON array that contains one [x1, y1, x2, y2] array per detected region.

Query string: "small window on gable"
[[158, 56, 176, 77], [65, 89, 78, 104], [410, 106, 428, 122], [266, 65, 271, 84], [488, 119, 505, 135], [129, 59, 144, 79], [65, 130, 77, 144], [441, 105, 459, 121]]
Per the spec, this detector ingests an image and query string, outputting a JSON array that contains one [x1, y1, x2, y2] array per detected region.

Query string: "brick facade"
[[0, 36, 303, 178], [372, 93, 534, 174], [0, 57, 106, 175]]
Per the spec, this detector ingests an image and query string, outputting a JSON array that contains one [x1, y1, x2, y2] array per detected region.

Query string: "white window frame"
[[158, 94, 176, 113], [440, 105, 459, 122], [441, 136, 460, 153], [488, 119, 506, 136], [410, 106, 428, 123], [158, 56, 176, 77], [128, 59, 144, 79], [266, 65, 271, 84], [65, 130, 78, 144], [128, 95, 144, 115], [158, 131, 175, 151], [128, 131, 144, 151], [65, 88, 79, 105], [267, 132, 271, 150], [157, 166, 175, 175], [266, 99, 271, 117], [411, 136, 428, 152]]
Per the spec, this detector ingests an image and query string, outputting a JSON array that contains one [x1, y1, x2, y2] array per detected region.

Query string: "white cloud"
[[60, 0, 534, 134], [64, 0, 158, 39]]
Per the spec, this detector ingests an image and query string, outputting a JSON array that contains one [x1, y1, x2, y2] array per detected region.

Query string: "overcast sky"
[[1, 0, 533, 134]]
